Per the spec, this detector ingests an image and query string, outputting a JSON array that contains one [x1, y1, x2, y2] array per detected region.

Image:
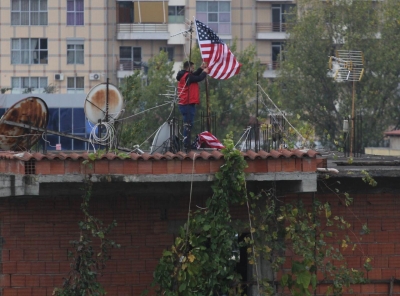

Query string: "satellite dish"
[[0, 96, 49, 151], [150, 122, 179, 154], [84, 82, 124, 124]]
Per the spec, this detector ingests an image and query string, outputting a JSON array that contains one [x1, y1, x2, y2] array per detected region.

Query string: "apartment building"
[[0, 0, 293, 150], [0, 0, 294, 94]]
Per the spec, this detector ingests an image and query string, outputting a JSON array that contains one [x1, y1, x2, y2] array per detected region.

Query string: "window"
[[119, 47, 142, 71], [272, 42, 284, 69], [11, 77, 48, 94], [168, 6, 184, 23], [196, 1, 230, 34], [67, 77, 84, 93], [11, 0, 48, 26], [45, 108, 88, 150], [11, 38, 48, 64], [118, 1, 134, 23], [67, 40, 84, 64], [67, 0, 84, 26], [160, 47, 174, 61], [272, 4, 295, 32]]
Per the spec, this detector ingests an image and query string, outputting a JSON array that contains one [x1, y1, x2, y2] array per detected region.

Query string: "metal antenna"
[[329, 50, 364, 156]]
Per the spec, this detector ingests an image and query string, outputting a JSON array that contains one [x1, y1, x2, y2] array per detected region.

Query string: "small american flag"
[[195, 19, 241, 80], [194, 131, 225, 150]]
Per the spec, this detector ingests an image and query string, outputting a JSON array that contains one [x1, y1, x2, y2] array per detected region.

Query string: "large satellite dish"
[[0, 97, 49, 151], [84, 83, 124, 124], [150, 121, 179, 154]]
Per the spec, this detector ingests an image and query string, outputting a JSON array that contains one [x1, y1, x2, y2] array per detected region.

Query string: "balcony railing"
[[118, 60, 143, 71], [117, 23, 168, 33], [263, 62, 280, 71], [256, 22, 287, 33]]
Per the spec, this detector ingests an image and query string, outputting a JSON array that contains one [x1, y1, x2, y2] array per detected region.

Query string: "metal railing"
[[263, 62, 280, 71], [117, 23, 168, 33], [256, 22, 287, 33], [117, 60, 143, 71], [240, 115, 287, 152], [343, 113, 363, 157]]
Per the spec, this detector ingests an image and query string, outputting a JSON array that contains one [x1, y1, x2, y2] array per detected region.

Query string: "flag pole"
[[205, 76, 211, 132]]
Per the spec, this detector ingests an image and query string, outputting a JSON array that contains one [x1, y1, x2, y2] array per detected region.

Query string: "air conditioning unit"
[[89, 73, 101, 81], [54, 73, 64, 81]]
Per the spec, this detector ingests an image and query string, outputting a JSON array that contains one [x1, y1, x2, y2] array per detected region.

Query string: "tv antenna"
[[329, 50, 364, 156]]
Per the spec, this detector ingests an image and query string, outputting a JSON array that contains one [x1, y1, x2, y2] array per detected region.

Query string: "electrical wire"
[[41, 133, 57, 148], [116, 102, 172, 121], [88, 121, 116, 153], [234, 126, 252, 150], [257, 84, 308, 145]]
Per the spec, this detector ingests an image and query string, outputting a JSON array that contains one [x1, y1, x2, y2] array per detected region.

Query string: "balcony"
[[117, 59, 145, 79], [262, 62, 280, 78], [256, 22, 288, 39], [117, 23, 170, 40]]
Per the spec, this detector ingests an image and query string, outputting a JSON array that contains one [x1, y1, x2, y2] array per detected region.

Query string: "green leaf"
[[296, 271, 311, 290], [281, 274, 289, 287]]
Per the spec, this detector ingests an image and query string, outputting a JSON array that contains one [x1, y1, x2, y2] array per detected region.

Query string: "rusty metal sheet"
[[0, 97, 48, 151], [84, 83, 124, 124]]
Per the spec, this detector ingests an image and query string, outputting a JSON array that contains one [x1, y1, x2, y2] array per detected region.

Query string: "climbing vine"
[[152, 133, 247, 295], [53, 175, 120, 296], [152, 133, 370, 296]]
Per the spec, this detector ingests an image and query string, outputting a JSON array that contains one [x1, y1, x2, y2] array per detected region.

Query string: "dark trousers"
[[179, 104, 196, 146]]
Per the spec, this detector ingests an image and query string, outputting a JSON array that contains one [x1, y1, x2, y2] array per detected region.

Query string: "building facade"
[[0, 0, 293, 95]]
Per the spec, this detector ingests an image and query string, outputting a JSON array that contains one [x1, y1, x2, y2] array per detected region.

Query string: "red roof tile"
[[0, 149, 322, 175], [0, 149, 320, 161]]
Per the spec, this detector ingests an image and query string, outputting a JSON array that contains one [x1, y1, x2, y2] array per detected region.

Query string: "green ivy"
[[152, 133, 370, 296], [53, 176, 120, 296], [152, 133, 247, 295]]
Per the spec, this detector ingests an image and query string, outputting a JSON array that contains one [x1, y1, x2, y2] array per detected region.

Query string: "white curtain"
[[30, 39, 39, 64]]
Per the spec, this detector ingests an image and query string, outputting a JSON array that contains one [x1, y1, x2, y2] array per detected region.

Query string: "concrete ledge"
[[0, 172, 318, 197]]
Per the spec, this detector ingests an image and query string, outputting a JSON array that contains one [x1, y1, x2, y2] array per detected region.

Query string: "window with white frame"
[[67, 0, 84, 26], [272, 4, 295, 32], [67, 40, 84, 64], [67, 77, 84, 93], [11, 38, 48, 64], [119, 47, 142, 71], [45, 108, 88, 150], [196, 1, 230, 34], [160, 47, 174, 61], [11, 77, 48, 94], [168, 6, 184, 23], [11, 0, 48, 26]]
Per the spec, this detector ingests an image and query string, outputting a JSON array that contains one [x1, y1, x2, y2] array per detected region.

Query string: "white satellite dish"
[[150, 121, 179, 154], [84, 83, 124, 124]]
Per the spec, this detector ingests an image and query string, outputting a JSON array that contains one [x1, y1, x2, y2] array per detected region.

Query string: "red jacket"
[[176, 68, 207, 105]]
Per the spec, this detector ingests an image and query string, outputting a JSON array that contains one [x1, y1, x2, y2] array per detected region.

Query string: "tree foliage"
[[277, 0, 400, 147], [151, 135, 370, 296], [118, 51, 175, 149]]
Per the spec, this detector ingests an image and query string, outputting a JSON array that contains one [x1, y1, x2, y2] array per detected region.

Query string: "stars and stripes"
[[194, 131, 225, 150], [195, 19, 241, 80]]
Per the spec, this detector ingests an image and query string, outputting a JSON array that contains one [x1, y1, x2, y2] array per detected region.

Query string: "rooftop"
[[0, 148, 323, 197]]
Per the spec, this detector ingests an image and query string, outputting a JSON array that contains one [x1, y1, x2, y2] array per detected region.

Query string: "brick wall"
[[0, 191, 399, 295]]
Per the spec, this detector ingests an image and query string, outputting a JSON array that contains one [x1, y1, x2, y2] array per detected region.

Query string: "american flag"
[[195, 19, 241, 80], [194, 131, 225, 150]]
